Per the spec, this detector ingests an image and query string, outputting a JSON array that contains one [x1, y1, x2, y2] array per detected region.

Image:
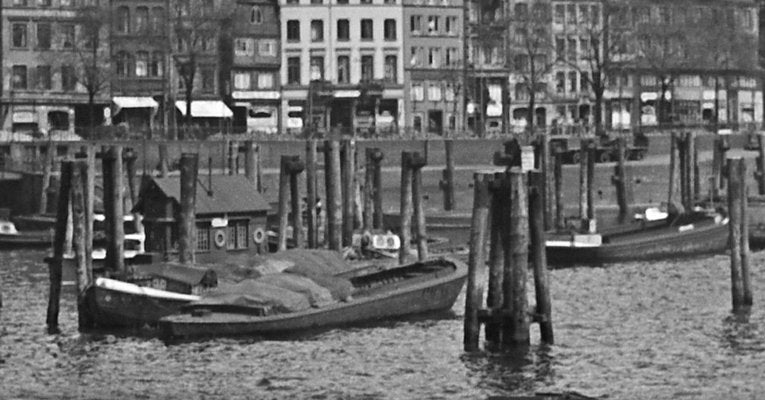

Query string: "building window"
[[258, 40, 276, 56], [428, 83, 442, 101], [445, 16, 458, 35], [287, 20, 300, 41], [445, 47, 458, 66], [135, 51, 149, 77], [337, 55, 350, 83], [234, 221, 249, 249], [554, 4, 565, 25], [151, 7, 164, 33], [117, 6, 130, 33], [311, 0, 323, 3], [427, 16, 439, 34], [555, 37, 565, 61], [515, 2, 528, 19], [410, 15, 421, 34], [413, 114, 422, 133], [428, 47, 441, 68], [12, 23, 27, 48], [384, 19, 396, 41], [12, 0, 28, 5], [384, 55, 397, 82], [135, 6, 149, 32], [234, 72, 251, 90], [566, 4, 576, 25], [196, 225, 210, 251], [411, 83, 424, 101], [235, 38, 255, 57], [310, 56, 324, 80], [36, 65, 51, 90], [360, 19, 373, 40], [568, 71, 577, 92], [287, 56, 301, 84], [337, 19, 349, 41], [116, 51, 131, 77], [360, 55, 374, 81], [445, 84, 455, 101], [555, 71, 565, 93], [150, 52, 163, 76], [38, 0, 50, 6], [61, 24, 75, 49], [61, 65, 76, 91], [410, 47, 421, 67], [201, 66, 215, 92], [311, 20, 324, 42], [12, 66, 28, 90], [36, 23, 51, 49], [567, 37, 576, 61], [250, 6, 263, 24], [258, 72, 274, 88]]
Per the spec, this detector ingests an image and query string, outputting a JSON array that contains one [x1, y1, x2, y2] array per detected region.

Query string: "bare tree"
[[509, 0, 555, 136], [170, 0, 230, 138]]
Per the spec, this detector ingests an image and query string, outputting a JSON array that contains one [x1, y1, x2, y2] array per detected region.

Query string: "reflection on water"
[[2, 250, 765, 399]]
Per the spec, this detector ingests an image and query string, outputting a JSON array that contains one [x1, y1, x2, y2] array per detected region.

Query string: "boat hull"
[[547, 217, 729, 265], [0, 231, 52, 248], [160, 258, 468, 339]]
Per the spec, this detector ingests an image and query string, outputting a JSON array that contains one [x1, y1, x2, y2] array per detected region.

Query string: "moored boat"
[[546, 211, 728, 265], [0, 220, 52, 248], [159, 257, 468, 339]]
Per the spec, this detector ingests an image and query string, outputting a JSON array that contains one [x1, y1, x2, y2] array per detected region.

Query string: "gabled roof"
[[143, 175, 271, 215]]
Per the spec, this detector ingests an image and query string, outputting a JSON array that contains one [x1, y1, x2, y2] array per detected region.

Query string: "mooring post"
[[554, 148, 563, 229], [578, 139, 588, 227], [84, 147, 95, 267], [341, 139, 356, 247], [727, 158, 746, 312], [486, 171, 506, 345], [586, 139, 596, 223], [738, 160, 753, 307], [613, 137, 629, 222], [228, 140, 238, 175], [178, 153, 198, 265], [124, 148, 138, 219], [668, 132, 677, 206], [306, 140, 318, 248], [324, 140, 343, 250], [363, 148, 374, 231], [692, 132, 700, 202], [39, 143, 55, 214], [70, 160, 93, 330], [529, 171, 554, 344], [104, 147, 125, 275], [411, 151, 428, 261], [678, 134, 688, 208], [758, 134, 765, 195], [46, 161, 73, 334], [399, 152, 414, 264], [505, 168, 530, 348], [278, 155, 292, 252], [464, 172, 491, 352], [290, 156, 305, 249], [371, 148, 384, 229], [441, 139, 456, 211]]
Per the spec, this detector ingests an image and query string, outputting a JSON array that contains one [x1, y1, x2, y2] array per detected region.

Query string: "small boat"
[[0, 220, 52, 248], [546, 211, 729, 265], [84, 264, 218, 328], [159, 257, 468, 339]]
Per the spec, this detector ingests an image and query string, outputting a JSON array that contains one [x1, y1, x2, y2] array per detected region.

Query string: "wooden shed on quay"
[[135, 175, 271, 262]]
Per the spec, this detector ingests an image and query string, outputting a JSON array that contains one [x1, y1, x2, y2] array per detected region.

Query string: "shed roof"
[[144, 175, 270, 215]]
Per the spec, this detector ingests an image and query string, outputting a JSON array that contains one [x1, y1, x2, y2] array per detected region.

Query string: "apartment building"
[[1, 0, 109, 137], [223, 0, 281, 135], [403, 0, 464, 136], [279, 0, 404, 136]]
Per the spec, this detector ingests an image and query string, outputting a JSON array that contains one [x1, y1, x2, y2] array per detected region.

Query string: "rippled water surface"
[[2, 249, 764, 399]]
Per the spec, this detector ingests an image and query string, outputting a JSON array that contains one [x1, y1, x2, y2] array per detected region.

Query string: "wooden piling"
[[614, 137, 629, 221], [411, 152, 428, 261], [228, 140, 238, 175], [578, 139, 588, 223], [399, 152, 413, 264], [727, 158, 746, 311], [678, 134, 688, 208], [505, 169, 530, 348], [39, 144, 55, 214], [104, 147, 125, 275], [70, 160, 93, 329], [442, 139, 456, 211], [553, 148, 563, 229], [486, 172, 506, 345], [244, 141, 262, 192], [158, 142, 169, 177], [668, 132, 677, 206], [306, 140, 318, 248], [341, 139, 356, 247], [464, 173, 491, 352], [325, 140, 343, 250], [363, 148, 374, 231], [758, 134, 765, 195], [46, 161, 72, 334], [586, 140, 596, 222], [371, 149, 384, 229], [290, 157, 305, 249], [178, 153, 198, 265], [738, 160, 753, 306], [529, 171, 554, 344], [278, 155, 292, 252], [693, 132, 700, 202]]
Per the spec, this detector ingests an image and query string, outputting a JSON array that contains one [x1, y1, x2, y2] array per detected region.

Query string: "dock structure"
[[464, 169, 553, 352]]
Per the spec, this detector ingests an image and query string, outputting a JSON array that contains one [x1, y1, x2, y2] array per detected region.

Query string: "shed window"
[[196, 225, 210, 251]]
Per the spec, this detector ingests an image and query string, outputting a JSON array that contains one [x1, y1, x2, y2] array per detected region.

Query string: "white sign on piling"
[[521, 146, 535, 172]]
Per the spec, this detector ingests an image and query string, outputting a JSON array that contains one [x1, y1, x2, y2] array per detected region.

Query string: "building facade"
[[223, 0, 281, 135], [279, 0, 404, 137], [1, 0, 110, 137], [403, 0, 464, 137]]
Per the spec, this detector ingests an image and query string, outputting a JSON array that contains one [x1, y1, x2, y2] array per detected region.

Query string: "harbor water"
[[1, 249, 764, 399]]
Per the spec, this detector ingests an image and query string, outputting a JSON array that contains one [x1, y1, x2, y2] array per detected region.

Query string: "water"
[[2, 249, 765, 399]]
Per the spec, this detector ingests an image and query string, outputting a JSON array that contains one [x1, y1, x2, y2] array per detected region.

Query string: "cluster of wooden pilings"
[[464, 168, 553, 352]]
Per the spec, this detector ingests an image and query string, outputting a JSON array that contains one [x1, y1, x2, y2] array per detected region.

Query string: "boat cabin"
[[135, 175, 271, 262]]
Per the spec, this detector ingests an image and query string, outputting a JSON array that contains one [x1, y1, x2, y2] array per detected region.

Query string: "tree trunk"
[[88, 92, 96, 139], [527, 85, 536, 138], [594, 86, 605, 137]]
